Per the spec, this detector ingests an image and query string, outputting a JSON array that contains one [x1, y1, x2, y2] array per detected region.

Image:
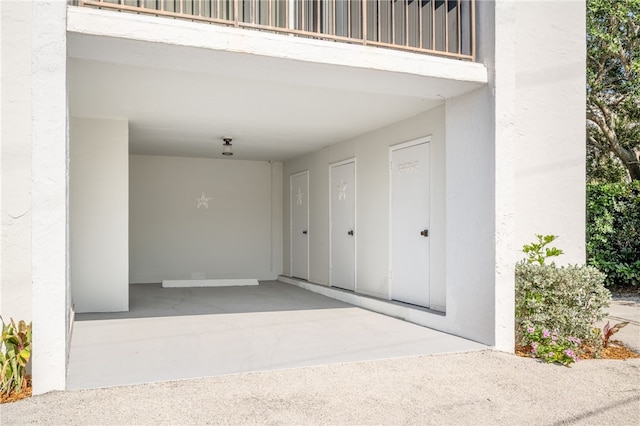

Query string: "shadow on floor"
[[76, 281, 351, 320]]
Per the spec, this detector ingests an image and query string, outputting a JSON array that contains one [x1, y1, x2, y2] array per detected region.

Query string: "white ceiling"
[[67, 32, 482, 162]]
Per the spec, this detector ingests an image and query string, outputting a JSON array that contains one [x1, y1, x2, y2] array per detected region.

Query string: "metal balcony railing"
[[74, 1, 475, 60]]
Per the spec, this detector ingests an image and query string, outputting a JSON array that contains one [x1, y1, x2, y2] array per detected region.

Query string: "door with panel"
[[390, 141, 430, 307], [290, 171, 309, 280], [330, 161, 356, 291]]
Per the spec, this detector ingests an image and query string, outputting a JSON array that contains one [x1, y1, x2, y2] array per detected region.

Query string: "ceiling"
[[67, 32, 483, 162]]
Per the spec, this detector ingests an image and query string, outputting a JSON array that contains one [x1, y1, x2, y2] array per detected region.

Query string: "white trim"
[[289, 170, 309, 281], [328, 158, 357, 292], [388, 136, 432, 303]]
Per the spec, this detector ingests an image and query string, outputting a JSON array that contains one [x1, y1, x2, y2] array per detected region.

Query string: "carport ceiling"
[[68, 35, 450, 162]]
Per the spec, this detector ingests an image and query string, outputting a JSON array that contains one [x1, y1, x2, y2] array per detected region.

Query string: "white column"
[[492, 0, 517, 352], [31, 0, 68, 394]]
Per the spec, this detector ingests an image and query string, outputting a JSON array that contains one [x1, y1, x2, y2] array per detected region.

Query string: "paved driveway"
[[6, 351, 639, 425], [68, 281, 486, 389]]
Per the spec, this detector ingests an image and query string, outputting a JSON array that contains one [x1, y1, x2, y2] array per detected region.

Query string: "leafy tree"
[[587, 0, 640, 182]]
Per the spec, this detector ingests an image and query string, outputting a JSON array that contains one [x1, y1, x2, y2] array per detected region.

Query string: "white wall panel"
[[70, 117, 129, 313], [514, 0, 586, 263], [130, 155, 283, 283], [284, 106, 446, 306], [0, 0, 33, 322]]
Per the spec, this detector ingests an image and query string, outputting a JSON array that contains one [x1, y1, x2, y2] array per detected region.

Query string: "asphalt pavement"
[[1, 298, 639, 425]]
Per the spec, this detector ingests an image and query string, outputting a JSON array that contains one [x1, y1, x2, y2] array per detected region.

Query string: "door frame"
[[388, 136, 431, 302], [328, 158, 357, 291], [290, 170, 310, 280]]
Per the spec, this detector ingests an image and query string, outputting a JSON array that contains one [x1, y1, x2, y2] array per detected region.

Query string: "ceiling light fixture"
[[222, 137, 233, 156]]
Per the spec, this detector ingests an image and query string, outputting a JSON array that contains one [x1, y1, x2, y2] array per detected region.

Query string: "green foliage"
[[586, 0, 640, 182], [586, 147, 628, 184], [523, 325, 582, 366], [586, 181, 640, 288], [515, 263, 610, 352], [522, 235, 564, 265], [0, 316, 32, 395]]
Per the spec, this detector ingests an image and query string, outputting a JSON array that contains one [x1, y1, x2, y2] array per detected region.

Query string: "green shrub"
[[587, 181, 640, 288], [522, 234, 564, 265], [515, 263, 610, 350], [0, 316, 32, 395]]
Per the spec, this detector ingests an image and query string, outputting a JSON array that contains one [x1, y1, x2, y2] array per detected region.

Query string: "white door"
[[330, 161, 356, 291], [390, 140, 430, 307], [290, 172, 309, 280]]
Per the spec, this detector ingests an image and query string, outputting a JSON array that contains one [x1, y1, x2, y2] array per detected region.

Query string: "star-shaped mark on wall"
[[337, 179, 348, 201], [196, 192, 212, 209], [295, 187, 304, 206]]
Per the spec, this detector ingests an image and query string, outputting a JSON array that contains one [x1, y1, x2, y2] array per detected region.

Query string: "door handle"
[[348, 230, 354, 236], [302, 230, 308, 235], [420, 229, 429, 237]]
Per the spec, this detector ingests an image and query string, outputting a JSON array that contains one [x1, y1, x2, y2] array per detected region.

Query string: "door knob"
[[348, 230, 354, 236], [420, 229, 429, 237], [302, 230, 308, 235]]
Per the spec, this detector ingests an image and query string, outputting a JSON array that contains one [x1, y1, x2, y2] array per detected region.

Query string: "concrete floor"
[[68, 281, 486, 390]]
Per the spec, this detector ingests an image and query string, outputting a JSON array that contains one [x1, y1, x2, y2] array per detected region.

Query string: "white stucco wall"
[[130, 155, 283, 283], [441, 0, 586, 350], [283, 107, 447, 311], [514, 0, 586, 263], [282, 1, 586, 350], [445, 86, 500, 346], [30, 0, 68, 394], [70, 117, 129, 313], [0, 0, 33, 322]]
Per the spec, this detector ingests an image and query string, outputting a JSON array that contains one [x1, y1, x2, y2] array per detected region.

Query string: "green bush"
[[587, 181, 640, 288], [515, 263, 610, 349], [0, 316, 32, 395]]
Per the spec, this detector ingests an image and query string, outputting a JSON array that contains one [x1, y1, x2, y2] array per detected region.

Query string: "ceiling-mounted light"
[[222, 137, 233, 156]]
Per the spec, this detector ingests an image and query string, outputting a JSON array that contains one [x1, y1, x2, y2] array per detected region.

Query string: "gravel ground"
[[2, 350, 639, 425]]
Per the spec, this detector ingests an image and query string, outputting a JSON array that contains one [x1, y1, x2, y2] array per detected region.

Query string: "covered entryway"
[[63, 6, 491, 392], [67, 281, 486, 390]]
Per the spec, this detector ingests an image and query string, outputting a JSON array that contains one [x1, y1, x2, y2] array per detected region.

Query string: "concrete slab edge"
[[162, 279, 259, 288]]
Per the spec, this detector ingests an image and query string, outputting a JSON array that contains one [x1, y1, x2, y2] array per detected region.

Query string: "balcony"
[[74, 0, 475, 60]]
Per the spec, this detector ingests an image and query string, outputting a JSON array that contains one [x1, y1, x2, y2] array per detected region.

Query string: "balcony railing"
[[75, 1, 475, 60]]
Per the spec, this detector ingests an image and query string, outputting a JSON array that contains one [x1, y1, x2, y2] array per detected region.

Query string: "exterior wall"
[[283, 107, 447, 311], [0, 0, 33, 322], [445, 86, 500, 346], [1, 0, 69, 394], [30, 0, 69, 394], [0, 0, 586, 393], [514, 0, 586, 263], [282, 1, 586, 350], [443, 0, 517, 349], [130, 155, 284, 283], [70, 117, 129, 313], [443, 0, 587, 350]]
